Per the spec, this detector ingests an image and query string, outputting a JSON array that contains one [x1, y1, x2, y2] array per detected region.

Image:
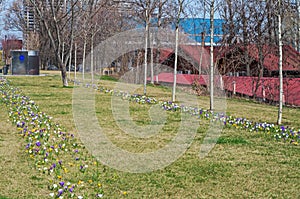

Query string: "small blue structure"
[[178, 18, 225, 44], [137, 18, 225, 45], [11, 50, 40, 75]]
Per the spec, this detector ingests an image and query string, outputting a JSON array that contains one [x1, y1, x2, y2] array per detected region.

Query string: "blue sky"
[[0, 0, 23, 39], [0, 0, 222, 41]]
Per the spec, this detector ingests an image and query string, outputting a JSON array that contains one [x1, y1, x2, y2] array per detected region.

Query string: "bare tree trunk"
[[68, 2, 74, 80], [199, 3, 206, 77], [241, 0, 251, 76], [62, 42, 64, 66], [253, 42, 265, 99], [136, 53, 141, 84], [150, 32, 154, 84], [56, 50, 68, 86], [68, 40, 73, 79], [75, 42, 77, 80], [82, 35, 87, 80], [277, 0, 283, 125], [155, 0, 163, 77], [144, 13, 149, 95], [61, 64, 68, 86], [172, 0, 184, 102], [172, 24, 179, 102], [226, 0, 235, 44], [91, 34, 94, 83], [209, 0, 215, 111], [199, 32, 205, 77]]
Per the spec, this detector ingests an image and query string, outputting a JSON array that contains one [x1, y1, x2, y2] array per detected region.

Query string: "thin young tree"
[[186, 0, 207, 77], [27, 0, 80, 86], [68, 0, 75, 79], [144, 0, 150, 95], [172, 0, 185, 102], [153, 0, 174, 83], [209, 0, 214, 110], [131, 0, 157, 94], [277, 0, 283, 125]]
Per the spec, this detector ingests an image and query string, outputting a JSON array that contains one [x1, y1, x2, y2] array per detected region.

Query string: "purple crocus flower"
[[36, 141, 41, 147], [57, 189, 64, 197], [59, 181, 65, 187], [291, 131, 295, 136], [69, 186, 74, 193]]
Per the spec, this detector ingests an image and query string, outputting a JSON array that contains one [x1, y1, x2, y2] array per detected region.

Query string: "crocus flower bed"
[[72, 79, 300, 146], [0, 77, 299, 197], [0, 78, 106, 198]]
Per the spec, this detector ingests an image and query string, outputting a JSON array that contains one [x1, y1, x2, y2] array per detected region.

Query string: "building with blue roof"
[[139, 17, 226, 45]]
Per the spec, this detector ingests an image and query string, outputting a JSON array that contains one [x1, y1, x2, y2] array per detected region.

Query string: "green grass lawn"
[[0, 72, 299, 198]]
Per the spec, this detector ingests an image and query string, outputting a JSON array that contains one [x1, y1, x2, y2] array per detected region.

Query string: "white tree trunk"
[[91, 34, 94, 83], [150, 33, 154, 84], [277, 0, 283, 125], [172, 0, 184, 102], [82, 36, 86, 80], [74, 42, 77, 80], [68, 40, 73, 79], [172, 25, 179, 102], [136, 54, 140, 84], [209, 0, 215, 111], [144, 10, 149, 95]]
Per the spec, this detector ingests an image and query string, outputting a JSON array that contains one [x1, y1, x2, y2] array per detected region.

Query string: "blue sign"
[[19, 54, 25, 61]]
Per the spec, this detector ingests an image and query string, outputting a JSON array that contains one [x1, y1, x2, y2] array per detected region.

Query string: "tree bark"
[[209, 0, 215, 111]]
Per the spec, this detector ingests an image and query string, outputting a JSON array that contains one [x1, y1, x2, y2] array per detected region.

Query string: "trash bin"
[[3, 65, 9, 75]]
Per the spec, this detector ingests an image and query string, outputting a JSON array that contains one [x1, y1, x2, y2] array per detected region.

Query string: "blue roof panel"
[[179, 18, 225, 43]]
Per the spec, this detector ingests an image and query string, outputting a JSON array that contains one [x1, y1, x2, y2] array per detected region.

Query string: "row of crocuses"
[[0, 76, 298, 198], [0, 78, 106, 198], [75, 79, 299, 145]]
